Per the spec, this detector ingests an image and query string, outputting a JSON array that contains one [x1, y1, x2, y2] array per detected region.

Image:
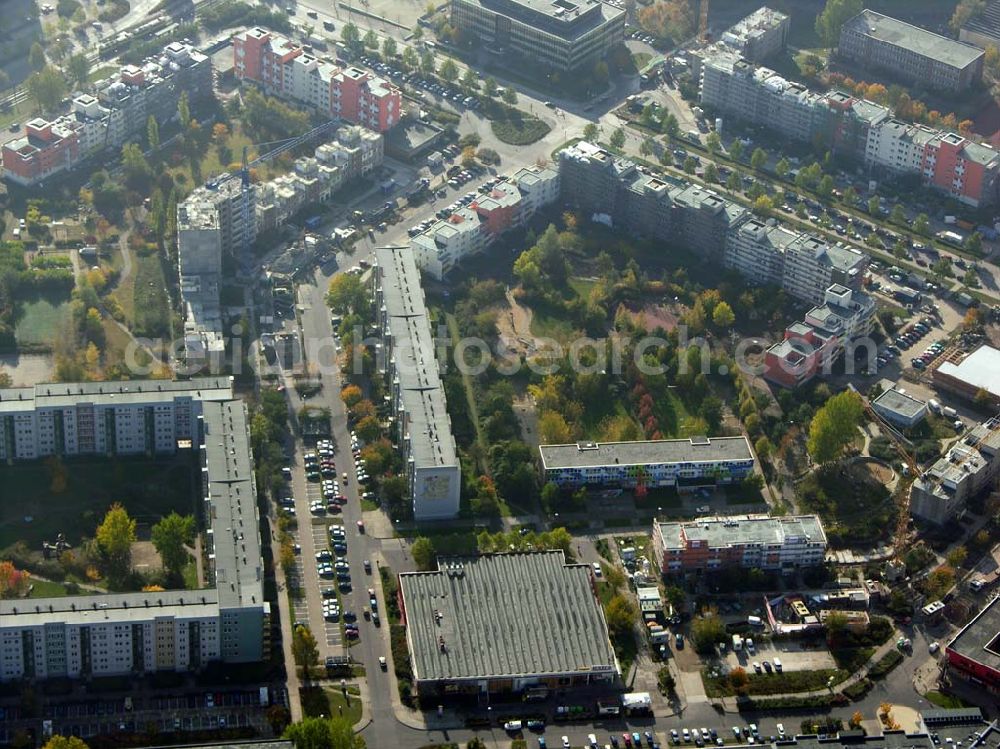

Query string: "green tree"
[[177, 91, 190, 129], [750, 147, 768, 170], [890, 204, 906, 225], [151, 512, 195, 580], [726, 171, 742, 192], [712, 301, 735, 328], [914, 213, 930, 236], [146, 115, 160, 150], [501, 87, 517, 105], [609, 127, 626, 150], [439, 58, 459, 82], [363, 29, 379, 50], [29, 42, 46, 71], [605, 594, 637, 638], [96, 503, 136, 584], [640, 137, 655, 157], [705, 131, 721, 153], [691, 608, 726, 653], [461, 66, 479, 91], [401, 46, 419, 71], [382, 37, 397, 59], [291, 624, 320, 680], [728, 139, 744, 161], [420, 50, 436, 75], [26, 66, 67, 113], [411, 537, 436, 571], [754, 436, 772, 460], [932, 257, 953, 278], [583, 122, 599, 141], [807, 390, 864, 464], [752, 195, 774, 216], [868, 196, 880, 216], [683, 156, 697, 174], [284, 717, 364, 749], [326, 273, 367, 315], [662, 112, 679, 139], [341, 22, 360, 46], [121, 143, 152, 193], [967, 231, 983, 254], [483, 76, 498, 97], [703, 162, 718, 183], [775, 157, 789, 178], [815, 0, 863, 47], [842, 185, 857, 205], [817, 174, 834, 198], [947, 546, 968, 568], [65, 52, 90, 86]]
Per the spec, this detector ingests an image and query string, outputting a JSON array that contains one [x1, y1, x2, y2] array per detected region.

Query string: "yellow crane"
[[699, 0, 710, 41]]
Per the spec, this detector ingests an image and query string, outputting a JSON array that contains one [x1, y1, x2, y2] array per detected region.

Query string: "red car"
[[624, 734, 633, 748]]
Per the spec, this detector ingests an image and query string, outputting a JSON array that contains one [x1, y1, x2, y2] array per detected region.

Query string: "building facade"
[[538, 437, 756, 491], [449, 0, 625, 74], [718, 7, 789, 62], [233, 28, 401, 132], [0, 380, 270, 681], [3, 42, 212, 186], [947, 593, 1000, 692], [373, 247, 461, 521], [652, 514, 828, 574], [838, 10, 984, 92]]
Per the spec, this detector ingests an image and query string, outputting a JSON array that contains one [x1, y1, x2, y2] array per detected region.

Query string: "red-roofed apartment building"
[[2, 118, 80, 186], [233, 27, 401, 133]]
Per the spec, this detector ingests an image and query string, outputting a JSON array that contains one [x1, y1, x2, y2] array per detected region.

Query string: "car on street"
[[504, 721, 523, 732]]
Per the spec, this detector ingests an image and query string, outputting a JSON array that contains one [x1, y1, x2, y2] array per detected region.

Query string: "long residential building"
[[449, 0, 625, 74], [652, 514, 828, 574], [762, 284, 876, 388], [699, 50, 1000, 207], [233, 27, 401, 132], [538, 437, 756, 491], [910, 417, 1000, 525], [0, 379, 270, 681], [409, 165, 560, 278], [372, 246, 461, 521], [838, 10, 984, 92], [2, 42, 212, 186], [717, 6, 789, 62], [558, 142, 867, 305]]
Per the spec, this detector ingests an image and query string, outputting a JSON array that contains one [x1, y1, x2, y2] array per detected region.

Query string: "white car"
[[777, 724, 785, 737], [504, 721, 523, 732], [589, 734, 598, 748], [929, 642, 940, 654], [562, 738, 570, 749]]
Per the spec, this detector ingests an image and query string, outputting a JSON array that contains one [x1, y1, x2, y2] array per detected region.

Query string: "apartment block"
[[652, 514, 828, 574], [718, 6, 789, 62], [699, 49, 1000, 206], [538, 437, 756, 491], [839, 10, 983, 92], [910, 417, 1000, 525], [2, 42, 211, 186], [781, 233, 867, 304], [724, 219, 798, 287], [372, 246, 461, 521], [0, 380, 270, 681], [762, 284, 876, 388], [233, 28, 401, 132], [449, 0, 625, 74], [409, 165, 559, 278]]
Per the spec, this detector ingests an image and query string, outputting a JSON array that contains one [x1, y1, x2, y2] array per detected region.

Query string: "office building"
[[398, 551, 619, 697], [718, 6, 789, 62], [3, 42, 212, 186], [762, 284, 875, 388], [872, 388, 928, 429], [934, 345, 1000, 406], [449, 0, 625, 74], [373, 246, 461, 521], [910, 417, 1000, 525], [538, 437, 756, 491], [409, 165, 559, 279], [0, 379, 270, 681], [960, 0, 1000, 50], [838, 10, 983, 92], [947, 593, 1000, 691], [233, 28, 401, 132], [699, 51, 1000, 206], [652, 514, 828, 574]]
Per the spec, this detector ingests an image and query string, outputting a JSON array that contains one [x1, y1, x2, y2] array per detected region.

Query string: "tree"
[[340, 384, 363, 408], [284, 717, 364, 749], [705, 131, 721, 153], [662, 112, 679, 139], [889, 204, 905, 225], [461, 66, 478, 91], [951, 0, 987, 33], [291, 624, 320, 680], [177, 91, 190, 130], [750, 147, 767, 170], [807, 390, 864, 464], [420, 50, 436, 75], [967, 231, 983, 254], [326, 273, 367, 315], [96, 503, 136, 584], [147, 115, 160, 151], [439, 58, 459, 82], [691, 608, 726, 653], [605, 594, 637, 638], [42, 738, 90, 749], [29, 42, 47, 71], [610, 127, 626, 150], [401, 46, 419, 71], [637, 0, 695, 41], [703, 162, 718, 183], [501, 87, 518, 106], [754, 436, 772, 460], [726, 171, 742, 192], [482, 76, 498, 97], [932, 257, 953, 279], [866, 196, 880, 216], [850, 711, 864, 729], [914, 213, 930, 236], [843, 186, 857, 206], [0, 70, 9, 97], [341, 22, 360, 46], [411, 537, 436, 571], [752, 195, 774, 216], [66, 52, 90, 86], [817, 174, 834, 198], [775, 157, 789, 178], [121, 143, 152, 193], [947, 545, 969, 568], [26, 66, 67, 113], [728, 139, 744, 162], [640, 137, 654, 157], [362, 29, 379, 51], [0, 561, 29, 599], [151, 513, 195, 580], [539, 411, 573, 443], [816, 0, 863, 47], [583, 123, 599, 141], [382, 37, 397, 59], [712, 301, 735, 329]]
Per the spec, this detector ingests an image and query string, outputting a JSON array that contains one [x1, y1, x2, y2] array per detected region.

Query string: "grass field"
[[133, 250, 171, 338], [0, 456, 197, 549], [15, 293, 72, 349], [299, 685, 363, 723], [27, 576, 70, 597]]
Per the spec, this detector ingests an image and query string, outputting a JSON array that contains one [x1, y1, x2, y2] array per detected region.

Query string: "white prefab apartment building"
[[0, 379, 271, 681]]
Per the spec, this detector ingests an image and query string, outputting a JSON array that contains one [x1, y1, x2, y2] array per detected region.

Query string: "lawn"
[[15, 293, 72, 349], [299, 685, 363, 723], [703, 668, 847, 697], [27, 576, 70, 597], [924, 691, 972, 709], [133, 250, 171, 338], [0, 455, 198, 549], [796, 463, 895, 548]]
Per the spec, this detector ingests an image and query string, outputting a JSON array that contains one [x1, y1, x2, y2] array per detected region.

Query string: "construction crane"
[[699, 0, 710, 42], [865, 401, 919, 560], [205, 118, 341, 262]]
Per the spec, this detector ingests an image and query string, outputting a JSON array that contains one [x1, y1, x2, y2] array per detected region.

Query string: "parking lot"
[[724, 641, 837, 674]]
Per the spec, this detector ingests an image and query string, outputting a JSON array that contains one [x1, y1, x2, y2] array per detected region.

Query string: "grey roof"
[[146, 742, 293, 749], [920, 708, 984, 724], [656, 514, 827, 551], [947, 592, 1000, 673], [539, 437, 754, 470], [453, 0, 624, 39], [0, 590, 219, 625], [843, 10, 984, 70], [936, 345, 1000, 398], [0, 377, 233, 413], [873, 388, 927, 419], [785, 733, 935, 749], [962, 0, 1000, 40], [400, 552, 617, 682]]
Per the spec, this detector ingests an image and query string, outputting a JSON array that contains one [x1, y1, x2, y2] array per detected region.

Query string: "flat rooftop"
[[400, 552, 617, 682], [656, 514, 827, 551], [873, 388, 926, 419], [843, 10, 984, 70], [936, 345, 1000, 398], [539, 436, 754, 470], [947, 592, 1000, 674], [454, 0, 624, 39]]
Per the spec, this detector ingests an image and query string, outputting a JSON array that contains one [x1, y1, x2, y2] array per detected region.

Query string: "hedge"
[[869, 649, 904, 680]]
